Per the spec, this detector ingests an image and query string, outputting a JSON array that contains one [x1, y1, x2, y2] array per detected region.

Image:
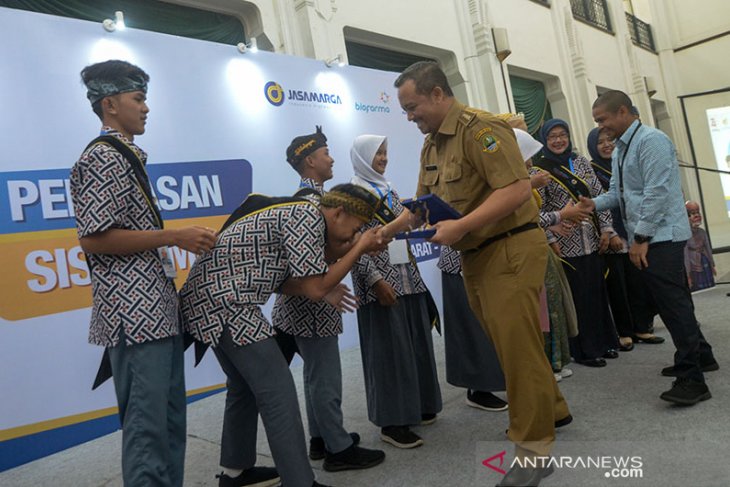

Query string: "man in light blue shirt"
[[579, 90, 718, 406]]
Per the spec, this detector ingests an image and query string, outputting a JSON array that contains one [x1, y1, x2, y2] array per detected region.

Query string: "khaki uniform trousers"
[[461, 228, 570, 456]]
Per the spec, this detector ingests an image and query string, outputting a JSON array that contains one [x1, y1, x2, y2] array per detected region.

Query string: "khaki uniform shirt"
[[417, 101, 538, 251]]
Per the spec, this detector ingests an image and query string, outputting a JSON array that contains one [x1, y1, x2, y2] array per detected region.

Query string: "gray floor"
[[2, 285, 729, 487]]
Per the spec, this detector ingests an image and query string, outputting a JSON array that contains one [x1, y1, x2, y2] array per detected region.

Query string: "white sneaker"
[[554, 373, 562, 382], [560, 368, 573, 379]]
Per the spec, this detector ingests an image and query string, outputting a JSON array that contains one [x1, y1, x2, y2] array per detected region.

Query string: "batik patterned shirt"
[[181, 201, 328, 346], [532, 154, 614, 257], [70, 128, 179, 347], [351, 188, 427, 305], [271, 178, 343, 337], [437, 245, 462, 275]]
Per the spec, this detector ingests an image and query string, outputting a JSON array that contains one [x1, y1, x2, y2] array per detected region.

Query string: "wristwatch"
[[634, 234, 651, 244]]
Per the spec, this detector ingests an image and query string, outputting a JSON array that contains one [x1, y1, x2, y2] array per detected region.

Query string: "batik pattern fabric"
[[351, 188, 427, 305], [70, 128, 179, 347], [532, 154, 613, 257], [181, 202, 328, 346], [437, 245, 462, 275], [271, 178, 343, 337]]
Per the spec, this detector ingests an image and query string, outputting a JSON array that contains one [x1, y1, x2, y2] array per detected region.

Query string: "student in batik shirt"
[[271, 127, 386, 472], [533, 119, 620, 368], [181, 185, 387, 487], [71, 60, 217, 487], [349, 134, 442, 450]]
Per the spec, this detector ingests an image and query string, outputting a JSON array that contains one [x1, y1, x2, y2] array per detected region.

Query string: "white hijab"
[[350, 134, 391, 196], [513, 128, 543, 162]]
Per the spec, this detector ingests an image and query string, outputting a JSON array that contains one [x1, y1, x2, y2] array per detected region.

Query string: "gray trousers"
[[108, 334, 186, 487], [295, 334, 353, 454], [213, 331, 314, 487]]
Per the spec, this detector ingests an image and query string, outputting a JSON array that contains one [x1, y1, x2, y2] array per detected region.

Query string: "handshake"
[[559, 195, 595, 223]]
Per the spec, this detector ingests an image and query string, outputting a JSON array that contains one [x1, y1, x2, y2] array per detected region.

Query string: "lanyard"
[[368, 181, 393, 209], [568, 157, 574, 174], [618, 122, 642, 197]]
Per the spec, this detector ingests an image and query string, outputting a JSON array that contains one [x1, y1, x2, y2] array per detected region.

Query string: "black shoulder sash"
[[534, 156, 600, 231], [220, 194, 312, 232], [534, 156, 592, 202], [590, 162, 612, 191], [85, 135, 163, 229]]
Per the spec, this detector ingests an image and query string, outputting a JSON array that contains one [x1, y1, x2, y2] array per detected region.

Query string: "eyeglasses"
[[547, 132, 569, 142]]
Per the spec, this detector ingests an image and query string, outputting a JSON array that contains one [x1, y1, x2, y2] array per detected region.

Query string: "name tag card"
[[157, 246, 178, 278], [388, 239, 410, 265]]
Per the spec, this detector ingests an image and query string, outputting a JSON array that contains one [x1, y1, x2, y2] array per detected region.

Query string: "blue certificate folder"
[[394, 194, 461, 240]]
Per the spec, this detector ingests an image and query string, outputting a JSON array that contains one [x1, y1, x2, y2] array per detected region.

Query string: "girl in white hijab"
[[350, 134, 390, 197], [348, 134, 442, 450]]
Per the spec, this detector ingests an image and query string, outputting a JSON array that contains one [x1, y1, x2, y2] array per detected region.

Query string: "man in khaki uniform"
[[395, 61, 570, 487]]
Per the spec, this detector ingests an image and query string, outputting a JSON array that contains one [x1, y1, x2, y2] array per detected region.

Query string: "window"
[[570, 0, 612, 33], [0, 0, 245, 45]]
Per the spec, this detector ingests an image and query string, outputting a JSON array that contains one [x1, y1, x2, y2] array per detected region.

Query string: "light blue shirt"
[[593, 119, 691, 244]]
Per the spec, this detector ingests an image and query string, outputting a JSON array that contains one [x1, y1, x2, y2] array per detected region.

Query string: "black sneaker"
[[217, 467, 280, 487], [380, 425, 424, 449], [466, 390, 509, 412], [660, 378, 712, 406], [420, 413, 438, 425], [661, 361, 719, 377], [309, 432, 360, 460], [323, 444, 386, 472]]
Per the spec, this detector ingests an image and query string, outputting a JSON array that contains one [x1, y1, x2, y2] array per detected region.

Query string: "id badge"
[[157, 246, 178, 279], [388, 239, 410, 265]]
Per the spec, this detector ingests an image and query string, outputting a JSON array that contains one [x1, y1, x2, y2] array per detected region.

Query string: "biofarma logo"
[[355, 90, 392, 114], [264, 80, 342, 107]]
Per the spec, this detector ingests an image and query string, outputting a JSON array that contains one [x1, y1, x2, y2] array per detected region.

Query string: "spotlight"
[[237, 37, 258, 54], [325, 54, 345, 68], [102, 11, 125, 32]]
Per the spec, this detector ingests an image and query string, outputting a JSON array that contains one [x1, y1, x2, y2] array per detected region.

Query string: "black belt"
[[469, 222, 539, 252]]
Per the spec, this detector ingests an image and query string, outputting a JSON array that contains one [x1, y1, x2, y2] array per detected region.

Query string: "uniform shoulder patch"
[[480, 134, 500, 154]]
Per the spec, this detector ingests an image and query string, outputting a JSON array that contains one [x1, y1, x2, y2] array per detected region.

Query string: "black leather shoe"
[[660, 378, 711, 405], [496, 464, 554, 486], [633, 335, 665, 344], [603, 350, 619, 359], [577, 358, 607, 367], [506, 414, 573, 436], [555, 414, 573, 428], [661, 361, 719, 377]]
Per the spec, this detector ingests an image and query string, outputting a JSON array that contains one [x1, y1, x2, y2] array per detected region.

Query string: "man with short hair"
[[181, 184, 388, 487], [581, 89, 718, 405], [71, 60, 218, 486], [394, 61, 570, 487]]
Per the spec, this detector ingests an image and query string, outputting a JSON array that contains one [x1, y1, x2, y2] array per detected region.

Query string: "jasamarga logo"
[[288, 89, 342, 105], [355, 102, 391, 114]]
